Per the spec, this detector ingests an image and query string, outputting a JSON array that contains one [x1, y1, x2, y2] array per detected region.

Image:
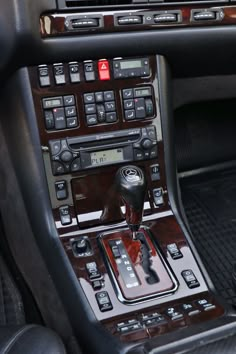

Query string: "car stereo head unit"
[[49, 126, 158, 175]]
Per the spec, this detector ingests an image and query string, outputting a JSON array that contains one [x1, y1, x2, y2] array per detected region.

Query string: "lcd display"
[[120, 60, 142, 70], [45, 99, 62, 108], [90, 149, 124, 166]]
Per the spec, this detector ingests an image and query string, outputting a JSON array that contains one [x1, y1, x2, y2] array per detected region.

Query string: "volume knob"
[[60, 150, 73, 162], [141, 138, 152, 150]]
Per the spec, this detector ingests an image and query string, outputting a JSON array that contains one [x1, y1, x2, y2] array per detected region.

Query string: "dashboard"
[[0, 1, 236, 354]]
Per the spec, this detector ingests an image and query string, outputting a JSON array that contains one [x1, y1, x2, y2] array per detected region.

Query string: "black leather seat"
[[0, 324, 66, 354]]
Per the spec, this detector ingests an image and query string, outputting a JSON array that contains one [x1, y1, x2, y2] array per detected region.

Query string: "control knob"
[[74, 238, 90, 254], [141, 138, 152, 150]]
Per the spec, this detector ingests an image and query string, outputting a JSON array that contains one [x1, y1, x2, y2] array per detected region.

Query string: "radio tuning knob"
[[141, 138, 152, 150], [60, 150, 73, 162]]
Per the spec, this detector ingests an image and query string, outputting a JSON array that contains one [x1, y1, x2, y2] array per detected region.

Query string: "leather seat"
[[0, 324, 66, 354]]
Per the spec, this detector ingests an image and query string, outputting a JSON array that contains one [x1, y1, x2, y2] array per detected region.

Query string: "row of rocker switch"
[[38, 60, 111, 87], [116, 298, 216, 334]]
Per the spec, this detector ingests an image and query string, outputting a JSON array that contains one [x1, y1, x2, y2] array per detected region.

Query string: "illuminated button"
[[98, 60, 110, 81]]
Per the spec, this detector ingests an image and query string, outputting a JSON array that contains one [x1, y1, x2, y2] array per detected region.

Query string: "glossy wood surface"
[[29, 55, 224, 343], [29, 56, 169, 230], [100, 227, 175, 301], [61, 214, 224, 341], [40, 5, 236, 38]]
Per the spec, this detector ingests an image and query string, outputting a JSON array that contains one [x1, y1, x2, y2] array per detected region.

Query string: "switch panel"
[[122, 87, 154, 121], [42, 95, 78, 131], [83, 91, 117, 126]]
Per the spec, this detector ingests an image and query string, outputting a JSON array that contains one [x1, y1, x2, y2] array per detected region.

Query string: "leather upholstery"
[[0, 325, 66, 354]]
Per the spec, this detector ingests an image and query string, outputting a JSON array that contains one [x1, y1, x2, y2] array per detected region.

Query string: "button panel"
[[49, 126, 158, 175], [122, 87, 154, 121], [84, 91, 117, 126], [42, 95, 78, 131], [115, 297, 218, 336]]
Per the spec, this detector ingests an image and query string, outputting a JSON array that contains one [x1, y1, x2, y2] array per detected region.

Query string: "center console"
[[29, 55, 224, 344]]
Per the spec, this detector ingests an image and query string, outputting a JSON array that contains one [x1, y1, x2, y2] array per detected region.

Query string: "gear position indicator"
[[109, 239, 140, 288]]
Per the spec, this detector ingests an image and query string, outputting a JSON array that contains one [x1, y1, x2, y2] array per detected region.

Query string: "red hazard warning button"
[[98, 60, 110, 81]]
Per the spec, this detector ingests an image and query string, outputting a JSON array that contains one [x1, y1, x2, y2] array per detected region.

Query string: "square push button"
[[96, 291, 113, 312], [55, 181, 68, 200], [182, 270, 200, 289], [98, 60, 110, 81], [59, 205, 72, 225]]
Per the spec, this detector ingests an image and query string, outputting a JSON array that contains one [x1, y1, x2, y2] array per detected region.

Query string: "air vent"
[[58, 0, 133, 9]]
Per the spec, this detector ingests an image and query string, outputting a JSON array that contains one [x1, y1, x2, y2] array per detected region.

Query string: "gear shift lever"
[[116, 165, 147, 240]]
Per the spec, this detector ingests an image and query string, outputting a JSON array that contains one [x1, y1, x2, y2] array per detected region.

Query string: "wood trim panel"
[[40, 5, 236, 38]]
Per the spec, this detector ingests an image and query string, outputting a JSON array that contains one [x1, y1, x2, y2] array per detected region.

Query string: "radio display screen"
[[120, 60, 142, 70], [90, 148, 124, 166]]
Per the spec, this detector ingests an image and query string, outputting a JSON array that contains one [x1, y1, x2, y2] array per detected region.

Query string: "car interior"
[[1, 0, 236, 353]]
